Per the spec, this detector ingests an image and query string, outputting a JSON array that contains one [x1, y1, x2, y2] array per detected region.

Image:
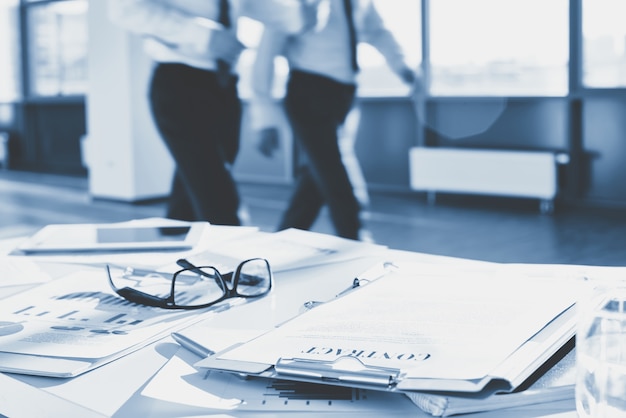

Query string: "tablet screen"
[[96, 226, 191, 243]]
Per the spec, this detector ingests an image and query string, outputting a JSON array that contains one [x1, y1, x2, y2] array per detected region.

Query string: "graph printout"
[[0, 269, 208, 359], [142, 346, 420, 414]]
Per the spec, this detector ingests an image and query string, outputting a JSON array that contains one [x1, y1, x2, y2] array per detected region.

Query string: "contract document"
[[198, 261, 585, 393]]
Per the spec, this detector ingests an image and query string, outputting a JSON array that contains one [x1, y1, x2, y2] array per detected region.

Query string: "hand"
[[208, 29, 244, 64], [398, 67, 417, 86], [256, 127, 280, 158], [299, 2, 319, 32]]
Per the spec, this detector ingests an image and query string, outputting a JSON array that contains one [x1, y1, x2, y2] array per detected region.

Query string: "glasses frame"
[[105, 258, 272, 310]]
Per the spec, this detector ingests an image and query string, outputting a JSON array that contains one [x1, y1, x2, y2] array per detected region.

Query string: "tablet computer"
[[15, 222, 206, 253]]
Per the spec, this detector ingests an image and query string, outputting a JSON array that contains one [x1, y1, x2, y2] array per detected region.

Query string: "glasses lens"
[[172, 267, 226, 307], [236, 259, 271, 297], [109, 267, 174, 301]]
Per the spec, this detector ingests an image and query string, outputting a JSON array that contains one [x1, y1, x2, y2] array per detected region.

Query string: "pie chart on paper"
[[0, 321, 24, 336]]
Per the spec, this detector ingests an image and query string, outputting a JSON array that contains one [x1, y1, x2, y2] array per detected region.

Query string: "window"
[[429, 0, 569, 96], [357, 0, 422, 97], [25, 0, 88, 97], [0, 0, 21, 103], [582, 0, 626, 88]]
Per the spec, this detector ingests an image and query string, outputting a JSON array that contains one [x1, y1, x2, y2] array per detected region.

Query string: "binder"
[[196, 261, 585, 396]]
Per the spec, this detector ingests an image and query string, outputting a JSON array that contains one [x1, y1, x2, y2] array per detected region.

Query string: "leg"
[[283, 71, 361, 239], [166, 171, 195, 221], [339, 106, 369, 208], [278, 162, 324, 231], [149, 64, 241, 225]]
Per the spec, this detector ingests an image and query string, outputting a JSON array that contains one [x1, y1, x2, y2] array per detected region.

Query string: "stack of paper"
[[405, 342, 576, 416], [193, 261, 585, 414], [0, 220, 587, 417]]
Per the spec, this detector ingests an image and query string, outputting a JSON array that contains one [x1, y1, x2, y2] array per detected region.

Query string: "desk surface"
[[0, 241, 585, 418]]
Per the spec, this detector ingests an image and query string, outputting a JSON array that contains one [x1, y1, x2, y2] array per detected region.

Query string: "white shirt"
[[250, 0, 411, 130], [107, 0, 310, 71]]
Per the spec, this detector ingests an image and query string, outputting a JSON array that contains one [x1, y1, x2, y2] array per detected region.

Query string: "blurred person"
[[107, 0, 315, 225], [250, 0, 417, 239]]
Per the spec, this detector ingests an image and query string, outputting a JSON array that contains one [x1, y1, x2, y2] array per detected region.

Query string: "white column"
[[84, 0, 174, 202]]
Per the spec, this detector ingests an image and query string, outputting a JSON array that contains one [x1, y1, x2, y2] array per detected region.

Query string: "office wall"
[[418, 97, 626, 208], [583, 97, 626, 206], [355, 98, 417, 192], [22, 101, 87, 174], [425, 99, 569, 151]]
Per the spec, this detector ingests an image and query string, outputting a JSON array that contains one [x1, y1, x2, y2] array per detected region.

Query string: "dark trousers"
[[280, 70, 361, 239], [149, 63, 242, 225]]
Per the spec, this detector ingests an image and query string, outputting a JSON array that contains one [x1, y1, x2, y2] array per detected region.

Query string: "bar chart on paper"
[[10, 290, 148, 335], [0, 270, 200, 360], [199, 369, 419, 413], [141, 349, 420, 414], [237, 376, 400, 411]]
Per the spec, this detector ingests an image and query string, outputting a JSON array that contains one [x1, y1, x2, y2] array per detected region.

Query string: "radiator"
[[409, 147, 558, 213]]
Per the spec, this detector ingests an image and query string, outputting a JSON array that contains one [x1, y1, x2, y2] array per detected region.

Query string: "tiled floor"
[[2, 170, 626, 266]]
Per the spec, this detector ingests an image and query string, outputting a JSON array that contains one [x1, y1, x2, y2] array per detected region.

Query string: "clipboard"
[[197, 304, 576, 394], [277, 306, 575, 392], [195, 261, 584, 395]]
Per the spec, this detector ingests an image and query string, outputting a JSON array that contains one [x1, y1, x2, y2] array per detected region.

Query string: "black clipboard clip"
[[275, 355, 402, 388]]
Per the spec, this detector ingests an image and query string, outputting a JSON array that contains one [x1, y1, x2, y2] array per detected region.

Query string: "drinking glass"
[[576, 284, 626, 417]]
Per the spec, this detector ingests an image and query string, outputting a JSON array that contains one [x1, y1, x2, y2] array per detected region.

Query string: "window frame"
[[19, 0, 89, 100]]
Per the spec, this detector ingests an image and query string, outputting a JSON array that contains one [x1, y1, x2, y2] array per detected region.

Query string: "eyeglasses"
[[105, 258, 272, 310]]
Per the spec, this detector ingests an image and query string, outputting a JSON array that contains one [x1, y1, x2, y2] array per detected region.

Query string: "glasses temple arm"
[[105, 265, 121, 292]]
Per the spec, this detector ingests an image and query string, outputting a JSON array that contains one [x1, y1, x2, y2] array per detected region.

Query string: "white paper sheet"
[[0, 257, 52, 287], [183, 228, 387, 273], [12, 340, 179, 417], [0, 372, 107, 418]]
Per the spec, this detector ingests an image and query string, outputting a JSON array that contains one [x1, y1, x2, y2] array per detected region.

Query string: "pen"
[[171, 332, 215, 358]]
